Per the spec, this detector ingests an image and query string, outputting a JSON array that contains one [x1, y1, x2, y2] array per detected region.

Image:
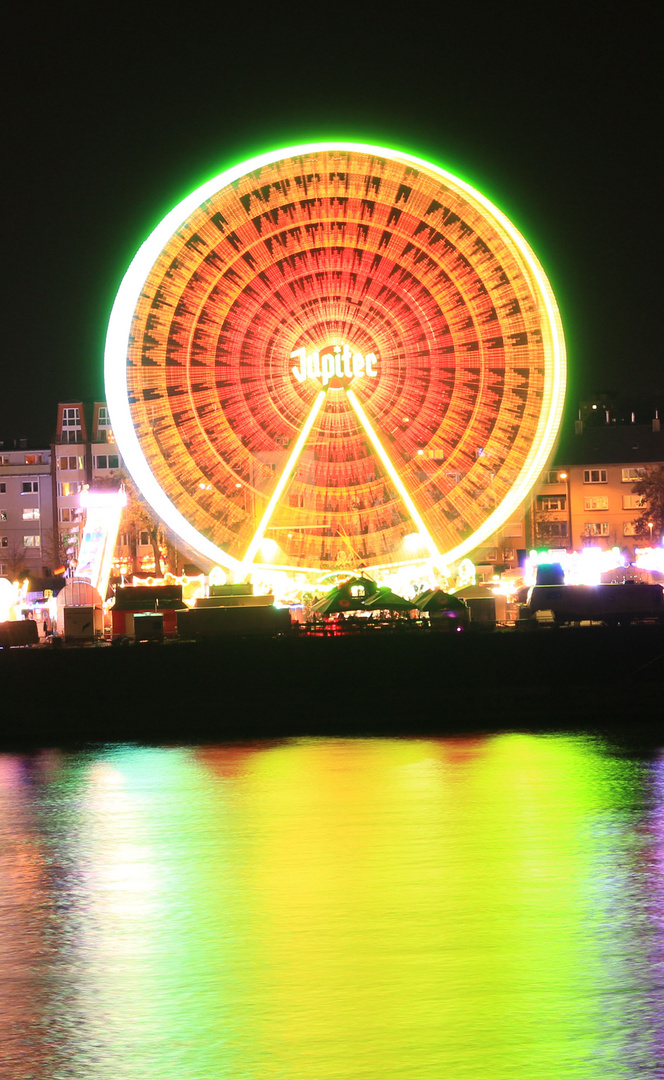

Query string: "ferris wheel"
[[105, 143, 565, 578]]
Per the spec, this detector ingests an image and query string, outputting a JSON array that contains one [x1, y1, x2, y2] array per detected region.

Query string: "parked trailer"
[[525, 583, 664, 626]]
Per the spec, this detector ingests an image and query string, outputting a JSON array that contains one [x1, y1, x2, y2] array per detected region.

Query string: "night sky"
[[2, 9, 660, 446]]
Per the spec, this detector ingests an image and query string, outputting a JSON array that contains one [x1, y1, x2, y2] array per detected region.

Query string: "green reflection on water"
[[0, 735, 656, 1079]]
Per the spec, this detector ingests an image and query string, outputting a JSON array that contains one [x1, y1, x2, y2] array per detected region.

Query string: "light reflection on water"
[[0, 734, 661, 1078]]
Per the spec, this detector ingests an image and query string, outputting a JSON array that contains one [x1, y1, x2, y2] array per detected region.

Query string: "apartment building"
[[531, 419, 663, 556], [0, 442, 55, 578]]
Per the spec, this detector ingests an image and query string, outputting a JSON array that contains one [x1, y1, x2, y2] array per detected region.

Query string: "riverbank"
[[2, 624, 663, 747]]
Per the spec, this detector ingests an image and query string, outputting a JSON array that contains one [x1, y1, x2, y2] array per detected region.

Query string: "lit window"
[[350, 584, 366, 597], [57, 481, 82, 497], [22, 508, 40, 520], [583, 495, 609, 510], [584, 522, 610, 536], [622, 467, 646, 483], [622, 494, 645, 509], [58, 507, 81, 522], [623, 522, 638, 536], [24, 454, 42, 465], [538, 495, 566, 511], [536, 521, 568, 539], [544, 470, 564, 484], [583, 469, 607, 484], [23, 535, 40, 547], [0, 510, 6, 521]]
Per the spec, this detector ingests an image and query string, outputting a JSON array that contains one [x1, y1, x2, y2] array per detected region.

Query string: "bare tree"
[[121, 478, 168, 575], [2, 541, 30, 580]]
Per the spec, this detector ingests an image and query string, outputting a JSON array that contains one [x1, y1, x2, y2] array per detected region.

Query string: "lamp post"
[[648, 521, 654, 544], [559, 471, 572, 552]]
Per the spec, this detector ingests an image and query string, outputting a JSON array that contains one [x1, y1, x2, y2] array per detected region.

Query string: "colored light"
[[241, 391, 326, 572], [105, 143, 566, 576]]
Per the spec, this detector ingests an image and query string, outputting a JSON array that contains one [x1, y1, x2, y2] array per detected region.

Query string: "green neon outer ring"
[[104, 141, 566, 574]]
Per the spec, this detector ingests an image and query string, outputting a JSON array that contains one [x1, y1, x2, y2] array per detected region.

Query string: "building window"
[[1, 537, 7, 548], [24, 454, 42, 465], [583, 469, 607, 484], [98, 406, 109, 426], [21, 481, 38, 494], [0, 564, 5, 575], [59, 455, 84, 471], [538, 495, 566, 511], [23, 535, 40, 548], [62, 407, 81, 427], [503, 522, 523, 538], [544, 470, 564, 484], [0, 510, 6, 521], [96, 455, 108, 469], [584, 522, 610, 536], [623, 494, 645, 509], [583, 495, 609, 511], [623, 522, 638, 536], [536, 521, 568, 539], [0, 457, 10, 466], [22, 508, 40, 520], [58, 508, 81, 523], [350, 584, 366, 598], [0, 483, 5, 493], [140, 531, 149, 546], [57, 481, 82, 497], [622, 468, 646, 483]]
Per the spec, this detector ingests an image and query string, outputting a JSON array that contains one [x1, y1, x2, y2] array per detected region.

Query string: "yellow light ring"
[[105, 142, 565, 573]]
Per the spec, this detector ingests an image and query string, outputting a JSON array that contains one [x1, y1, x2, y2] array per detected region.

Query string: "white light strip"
[[240, 391, 326, 572], [345, 389, 441, 562]]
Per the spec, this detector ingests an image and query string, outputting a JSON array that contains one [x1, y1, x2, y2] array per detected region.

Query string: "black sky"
[[2, 8, 661, 445]]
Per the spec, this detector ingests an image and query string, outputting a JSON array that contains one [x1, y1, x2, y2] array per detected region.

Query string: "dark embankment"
[[2, 624, 664, 748]]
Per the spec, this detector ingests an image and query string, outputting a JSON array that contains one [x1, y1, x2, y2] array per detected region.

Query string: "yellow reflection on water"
[[0, 735, 657, 1078]]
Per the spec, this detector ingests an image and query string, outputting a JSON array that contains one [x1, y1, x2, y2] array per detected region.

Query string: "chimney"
[[654, 409, 661, 433]]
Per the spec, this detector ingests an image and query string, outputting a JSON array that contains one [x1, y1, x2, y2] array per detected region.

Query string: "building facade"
[[530, 419, 663, 557], [0, 443, 55, 579]]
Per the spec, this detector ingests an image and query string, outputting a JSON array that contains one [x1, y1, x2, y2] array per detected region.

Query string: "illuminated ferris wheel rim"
[[104, 141, 566, 577]]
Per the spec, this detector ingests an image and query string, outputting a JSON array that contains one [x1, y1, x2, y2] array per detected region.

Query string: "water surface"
[[1, 735, 662, 1078]]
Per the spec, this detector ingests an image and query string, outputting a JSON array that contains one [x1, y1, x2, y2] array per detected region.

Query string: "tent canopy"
[[413, 589, 468, 612], [310, 575, 378, 614], [362, 587, 415, 611]]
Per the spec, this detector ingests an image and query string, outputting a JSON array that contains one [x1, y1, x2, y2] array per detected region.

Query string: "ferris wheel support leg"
[[239, 390, 327, 575], [345, 388, 441, 565]]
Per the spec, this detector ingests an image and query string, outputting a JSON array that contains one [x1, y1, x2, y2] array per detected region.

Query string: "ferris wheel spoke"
[[240, 390, 327, 572], [345, 388, 441, 563]]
